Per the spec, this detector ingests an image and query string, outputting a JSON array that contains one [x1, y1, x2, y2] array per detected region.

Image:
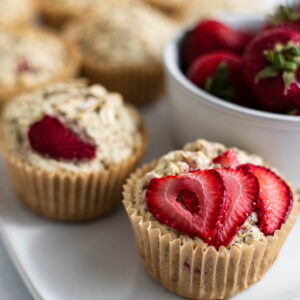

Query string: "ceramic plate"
[[0, 101, 299, 300]]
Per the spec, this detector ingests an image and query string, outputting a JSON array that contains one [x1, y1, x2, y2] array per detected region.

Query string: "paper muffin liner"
[[123, 161, 299, 299], [81, 57, 164, 107], [1, 124, 148, 222], [0, 28, 81, 109]]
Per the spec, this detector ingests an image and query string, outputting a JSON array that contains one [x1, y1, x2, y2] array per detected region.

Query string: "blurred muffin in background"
[[65, 2, 176, 106], [0, 0, 38, 28], [142, 0, 191, 22], [39, 0, 132, 29], [182, 0, 284, 23], [0, 27, 80, 105]]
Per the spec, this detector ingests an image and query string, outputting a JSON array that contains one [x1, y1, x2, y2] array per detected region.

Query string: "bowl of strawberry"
[[164, 3, 300, 189]]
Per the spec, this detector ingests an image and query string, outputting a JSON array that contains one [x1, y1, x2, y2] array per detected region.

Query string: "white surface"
[[164, 16, 300, 190], [0, 100, 300, 300]]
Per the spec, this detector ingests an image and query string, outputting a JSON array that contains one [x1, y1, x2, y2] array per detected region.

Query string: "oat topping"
[[71, 3, 176, 66], [133, 139, 266, 248], [3, 80, 143, 172], [0, 28, 70, 90]]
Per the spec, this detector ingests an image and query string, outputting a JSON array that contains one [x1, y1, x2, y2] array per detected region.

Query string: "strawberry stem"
[[269, 4, 300, 24], [255, 41, 300, 94], [204, 62, 236, 101]]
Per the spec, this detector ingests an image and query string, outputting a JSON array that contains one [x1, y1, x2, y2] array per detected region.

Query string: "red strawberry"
[[187, 51, 251, 105], [17, 58, 34, 74], [28, 115, 96, 161], [239, 164, 293, 235], [212, 149, 240, 168], [262, 4, 300, 32], [215, 169, 258, 247], [145, 169, 225, 244], [183, 19, 253, 66], [243, 28, 300, 112]]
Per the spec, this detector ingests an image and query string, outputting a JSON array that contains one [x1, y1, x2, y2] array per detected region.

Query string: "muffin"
[[65, 2, 176, 106], [0, 0, 38, 28], [123, 139, 298, 299], [1, 80, 148, 221], [182, 0, 282, 23], [0, 27, 80, 106], [39, 0, 132, 29]]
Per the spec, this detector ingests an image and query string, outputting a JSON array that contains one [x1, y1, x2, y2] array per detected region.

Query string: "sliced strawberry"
[[239, 164, 293, 235], [28, 115, 96, 161], [215, 169, 258, 247], [145, 169, 225, 244], [212, 150, 240, 168]]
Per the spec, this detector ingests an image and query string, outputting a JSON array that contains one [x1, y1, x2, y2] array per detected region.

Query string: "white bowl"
[[164, 16, 300, 189]]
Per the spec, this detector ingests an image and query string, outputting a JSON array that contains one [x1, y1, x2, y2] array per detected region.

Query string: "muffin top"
[[132, 139, 295, 249], [0, 27, 77, 93], [2, 80, 144, 173], [67, 2, 176, 66], [0, 0, 36, 27]]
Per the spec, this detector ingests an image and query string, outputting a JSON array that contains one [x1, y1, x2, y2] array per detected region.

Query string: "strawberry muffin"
[[65, 2, 176, 106], [0, 27, 80, 105], [1, 80, 147, 221], [0, 0, 38, 28], [123, 139, 298, 299]]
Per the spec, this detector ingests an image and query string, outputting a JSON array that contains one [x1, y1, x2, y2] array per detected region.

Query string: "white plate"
[[0, 101, 300, 300]]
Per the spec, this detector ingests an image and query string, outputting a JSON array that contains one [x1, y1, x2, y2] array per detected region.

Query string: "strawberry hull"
[[243, 29, 300, 112]]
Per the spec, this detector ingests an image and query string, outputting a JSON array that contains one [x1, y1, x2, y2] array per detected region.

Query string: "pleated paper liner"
[[81, 56, 164, 107], [1, 123, 148, 222], [0, 27, 81, 110], [123, 161, 299, 300]]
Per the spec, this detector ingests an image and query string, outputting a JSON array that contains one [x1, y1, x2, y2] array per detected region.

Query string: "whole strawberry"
[[182, 19, 252, 66], [243, 28, 300, 112], [187, 51, 252, 106], [28, 115, 96, 161], [262, 4, 300, 32]]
